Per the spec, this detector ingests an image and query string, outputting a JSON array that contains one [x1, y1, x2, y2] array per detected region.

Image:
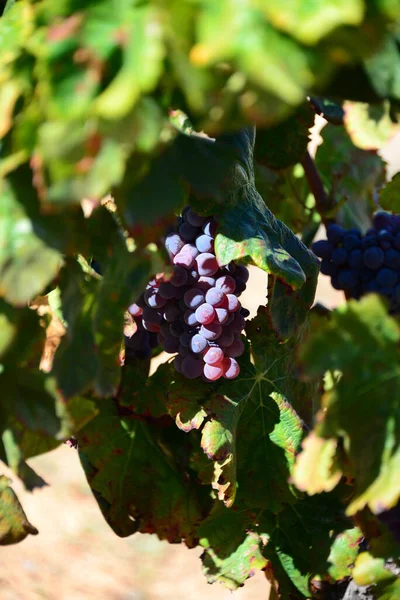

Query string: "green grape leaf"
[[0, 475, 38, 545], [315, 123, 386, 232], [380, 172, 400, 213], [118, 361, 170, 419], [259, 0, 364, 45], [364, 34, 400, 101], [77, 401, 203, 544], [327, 527, 363, 580], [95, 5, 165, 119], [293, 296, 400, 516], [0, 179, 61, 306], [344, 101, 397, 150], [254, 104, 314, 170], [198, 503, 269, 590], [353, 552, 398, 587]]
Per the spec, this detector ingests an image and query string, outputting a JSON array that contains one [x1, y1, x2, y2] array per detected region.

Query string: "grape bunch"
[[312, 212, 400, 312], [127, 207, 250, 381]]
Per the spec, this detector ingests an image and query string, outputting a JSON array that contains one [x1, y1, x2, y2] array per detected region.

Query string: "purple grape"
[[234, 278, 247, 295], [348, 249, 363, 269], [187, 268, 200, 284], [135, 293, 147, 309], [163, 335, 180, 354], [163, 303, 181, 322], [142, 320, 160, 333], [174, 355, 183, 373], [395, 233, 400, 250], [170, 266, 189, 287], [363, 246, 385, 270], [226, 294, 240, 312], [343, 235, 361, 251], [202, 219, 218, 237], [144, 288, 168, 308], [190, 334, 208, 354], [179, 331, 192, 347], [165, 233, 184, 257], [143, 307, 162, 325], [214, 307, 228, 324], [218, 328, 234, 347], [337, 269, 357, 290], [385, 249, 400, 269], [234, 264, 249, 283], [159, 282, 177, 299], [331, 247, 348, 266], [195, 253, 219, 277], [181, 356, 203, 379], [373, 211, 395, 231], [225, 338, 244, 358], [326, 224, 345, 244], [186, 209, 207, 227], [196, 234, 214, 253], [312, 240, 333, 259], [200, 323, 222, 341], [216, 275, 236, 294], [320, 260, 337, 276], [179, 344, 190, 357], [376, 268, 397, 288], [205, 287, 226, 307], [160, 321, 170, 337], [184, 288, 205, 309], [203, 363, 224, 381], [170, 321, 185, 338], [204, 346, 224, 365], [179, 222, 199, 241], [195, 303, 215, 325], [222, 357, 240, 379], [232, 313, 245, 332], [240, 307, 250, 318], [197, 276, 216, 291], [128, 303, 143, 317], [184, 310, 199, 327]]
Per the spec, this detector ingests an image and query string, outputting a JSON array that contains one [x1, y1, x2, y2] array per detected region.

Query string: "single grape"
[[181, 356, 204, 379], [337, 269, 357, 290], [363, 246, 385, 270], [170, 321, 185, 338], [222, 357, 240, 379], [312, 240, 333, 259], [196, 234, 214, 253], [179, 222, 200, 241], [197, 276, 216, 291], [215, 275, 236, 294], [385, 249, 400, 270], [159, 282, 177, 299], [190, 334, 208, 354], [218, 328, 234, 347], [142, 320, 161, 333], [144, 288, 168, 308], [195, 303, 216, 325], [203, 363, 224, 381], [348, 249, 363, 269], [179, 331, 192, 347], [135, 293, 147, 309], [174, 355, 183, 373], [187, 268, 200, 284], [226, 294, 240, 312], [234, 264, 249, 283], [326, 224, 345, 244], [240, 307, 250, 318], [205, 287, 226, 307], [234, 278, 247, 295], [373, 211, 394, 231], [204, 346, 224, 365], [214, 307, 229, 324], [143, 307, 162, 325], [170, 266, 189, 287], [200, 323, 222, 341], [179, 344, 190, 357], [376, 267, 398, 288], [184, 288, 205, 309], [331, 247, 348, 266], [163, 335, 180, 354], [195, 253, 219, 277], [163, 303, 181, 322], [202, 219, 218, 237], [128, 303, 143, 317], [320, 260, 337, 277], [225, 338, 244, 358], [231, 313, 245, 332], [184, 310, 199, 327], [165, 233, 184, 257], [186, 209, 207, 227]]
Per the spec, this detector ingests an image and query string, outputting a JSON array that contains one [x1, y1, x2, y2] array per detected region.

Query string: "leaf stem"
[[301, 150, 330, 215]]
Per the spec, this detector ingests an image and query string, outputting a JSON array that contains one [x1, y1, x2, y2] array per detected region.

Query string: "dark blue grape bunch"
[[312, 212, 400, 312], [126, 207, 250, 381]]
